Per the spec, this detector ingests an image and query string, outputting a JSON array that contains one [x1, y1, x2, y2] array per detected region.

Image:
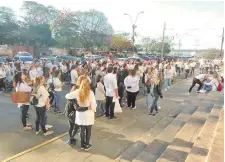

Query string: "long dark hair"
[[13, 72, 22, 85], [96, 75, 102, 83]]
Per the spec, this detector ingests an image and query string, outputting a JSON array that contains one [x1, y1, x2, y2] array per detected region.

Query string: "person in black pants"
[[124, 69, 140, 109], [66, 99, 80, 145], [126, 91, 139, 108], [104, 65, 118, 119], [188, 74, 207, 93]]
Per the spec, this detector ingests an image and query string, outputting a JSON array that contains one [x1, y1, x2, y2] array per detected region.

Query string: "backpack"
[[217, 83, 223, 91], [65, 99, 77, 123]]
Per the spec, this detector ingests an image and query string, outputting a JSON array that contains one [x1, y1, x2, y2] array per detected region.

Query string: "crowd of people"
[[0, 56, 223, 151]]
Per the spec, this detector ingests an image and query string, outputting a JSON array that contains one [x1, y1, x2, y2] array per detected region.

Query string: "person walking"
[[104, 65, 118, 119], [33, 76, 53, 136], [95, 75, 106, 117], [149, 75, 163, 116], [164, 65, 173, 91], [65, 78, 96, 151], [124, 69, 140, 109], [14, 72, 32, 130]]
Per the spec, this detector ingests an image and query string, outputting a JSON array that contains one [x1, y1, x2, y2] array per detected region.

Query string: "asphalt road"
[[0, 74, 186, 161]]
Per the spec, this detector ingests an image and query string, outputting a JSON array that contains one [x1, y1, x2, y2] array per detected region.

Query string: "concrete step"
[[207, 110, 224, 162], [156, 101, 215, 162], [185, 104, 223, 162], [114, 101, 187, 162], [131, 103, 199, 162]]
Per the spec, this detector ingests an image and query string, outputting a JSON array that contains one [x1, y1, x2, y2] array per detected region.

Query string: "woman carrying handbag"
[[14, 72, 32, 131]]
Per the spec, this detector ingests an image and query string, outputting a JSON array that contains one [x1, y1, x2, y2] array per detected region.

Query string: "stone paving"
[[6, 76, 224, 162]]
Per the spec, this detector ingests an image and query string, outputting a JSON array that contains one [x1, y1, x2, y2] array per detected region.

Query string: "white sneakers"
[[44, 131, 54, 136], [23, 126, 32, 131]]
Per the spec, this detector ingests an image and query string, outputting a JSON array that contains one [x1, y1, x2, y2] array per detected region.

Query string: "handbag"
[[114, 98, 122, 113], [11, 91, 30, 103], [217, 83, 223, 91], [30, 86, 41, 106], [11, 83, 30, 103]]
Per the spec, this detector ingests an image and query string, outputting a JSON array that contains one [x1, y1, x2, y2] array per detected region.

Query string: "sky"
[[1, 0, 224, 50]]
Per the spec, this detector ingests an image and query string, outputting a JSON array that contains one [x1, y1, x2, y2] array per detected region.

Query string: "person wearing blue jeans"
[[35, 106, 47, 133], [53, 91, 61, 112], [53, 70, 63, 113], [149, 76, 163, 116], [145, 87, 151, 109], [164, 78, 171, 91], [164, 65, 173, 91]]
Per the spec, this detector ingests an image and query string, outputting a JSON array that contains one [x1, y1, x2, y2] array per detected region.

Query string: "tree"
[[75, 9, 113, 49], [0, 7, 19, 44], [200, 48, 221, 59], [21, 1, 58, 25], [110, 34, 132, 52], [141, 37, 172, 55]]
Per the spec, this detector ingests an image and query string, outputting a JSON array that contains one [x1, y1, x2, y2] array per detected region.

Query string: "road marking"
[[2, 132, 68, 162]]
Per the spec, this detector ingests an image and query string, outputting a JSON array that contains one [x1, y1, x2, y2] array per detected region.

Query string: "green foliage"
[[141, 37, 172, 55], [200, 48, 221, 59], [0, 2, 114, 50]]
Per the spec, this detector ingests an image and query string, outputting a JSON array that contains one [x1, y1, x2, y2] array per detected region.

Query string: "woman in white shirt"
[[65, 78, 97, 151], [95, 75, 105, 117], [53, 70, 63, 113], [124, 69, 140, 109], [164, 65, 173, 91], [14, 72, 32, 131], [33, 76, 53, 136], [4, 61, 11, 76], [29, 64, 37, 82]]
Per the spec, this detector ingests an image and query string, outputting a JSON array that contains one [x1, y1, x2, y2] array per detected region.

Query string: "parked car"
[[127, 56, 144, 62], [14, 52, 33, 63]]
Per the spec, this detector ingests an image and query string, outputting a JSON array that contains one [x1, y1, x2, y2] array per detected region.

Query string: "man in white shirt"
[[70, 65, 78, 87], [190, 61, 196, 75], [104, 65, 118, 119]]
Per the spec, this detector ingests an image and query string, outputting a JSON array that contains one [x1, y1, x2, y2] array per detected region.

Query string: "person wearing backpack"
[[65, 78, 96, 151], [64, 75, 88, 145]]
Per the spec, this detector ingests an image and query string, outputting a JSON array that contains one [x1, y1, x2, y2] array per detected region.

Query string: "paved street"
[[0, 73, 213, 162]]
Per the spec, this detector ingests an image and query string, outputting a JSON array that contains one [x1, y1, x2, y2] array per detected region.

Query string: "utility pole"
[[220, 27, 224, 57], [124, 11, 144, 55], [132, 24, 136, 54], [161, 22, 166, 59]]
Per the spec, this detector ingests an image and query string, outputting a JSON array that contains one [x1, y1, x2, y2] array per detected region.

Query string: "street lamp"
[[124, 11, 144, 54]]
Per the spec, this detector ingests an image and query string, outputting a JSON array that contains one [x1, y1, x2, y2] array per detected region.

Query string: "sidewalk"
[[5, 77, 220, 162]]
